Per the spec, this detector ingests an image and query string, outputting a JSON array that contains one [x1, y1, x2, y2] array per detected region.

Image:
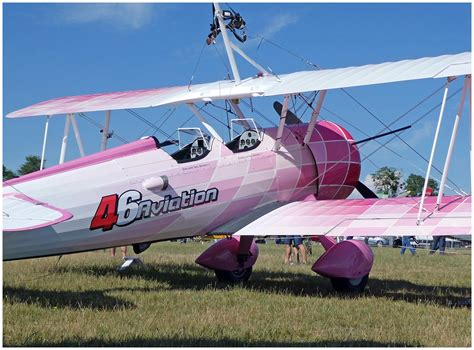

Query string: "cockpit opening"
[[226, 118, 263, 153], [171, 127, 213, 163]]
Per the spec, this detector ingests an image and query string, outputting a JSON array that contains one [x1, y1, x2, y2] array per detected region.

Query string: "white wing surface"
[[232, 195, 471, 237], [3, 193, 73, 231], [7, 52, 470, 118]]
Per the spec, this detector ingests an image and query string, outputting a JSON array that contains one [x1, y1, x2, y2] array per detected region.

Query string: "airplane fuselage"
[[3, 121, 360, 260]]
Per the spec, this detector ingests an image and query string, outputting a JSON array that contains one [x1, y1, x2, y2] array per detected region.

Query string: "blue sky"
[[3, 3, 471, 194]]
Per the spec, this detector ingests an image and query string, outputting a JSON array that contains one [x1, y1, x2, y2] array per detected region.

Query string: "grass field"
[[3, 242, 471, 347]]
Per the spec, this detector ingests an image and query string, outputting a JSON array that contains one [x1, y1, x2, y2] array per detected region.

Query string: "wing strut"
[[100, 110, 111, 151], [59, 114, 71, 164], [229, 101, 251, 129], [436, 75, 471, 206], [40, 116, 50, 170], [273, 95, 290, 151], [417, 77, 452, 222], [303, 90, 327, 145], [70, 114, 85, 157], [417, 74, 471, 224], [187, 103, 224, 142]]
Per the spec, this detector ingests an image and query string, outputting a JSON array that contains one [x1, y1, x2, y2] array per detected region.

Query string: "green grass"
[[3, 242, 471, 347]]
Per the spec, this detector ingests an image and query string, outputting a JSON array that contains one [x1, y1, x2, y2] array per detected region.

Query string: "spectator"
[[400, 236, 416, 256], [111, 246, 127, 259], [283, 236, 308, 264], [430, 236, 446, 255]]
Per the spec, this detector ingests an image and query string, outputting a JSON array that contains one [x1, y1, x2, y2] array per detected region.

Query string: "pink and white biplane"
[[3, 4, 471, 292]]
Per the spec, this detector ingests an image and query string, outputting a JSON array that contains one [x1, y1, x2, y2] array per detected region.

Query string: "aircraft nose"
[[305, 121, 361, 199]]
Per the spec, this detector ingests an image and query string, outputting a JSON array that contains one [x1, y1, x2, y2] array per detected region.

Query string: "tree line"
[[371, 166, 439, 197], [3, 155, 42, 181]]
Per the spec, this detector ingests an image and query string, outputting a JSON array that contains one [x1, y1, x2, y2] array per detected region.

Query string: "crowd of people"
[[399, 235, 447, 256], [106, 235, 449, 265], [279, 234, 449, 264]]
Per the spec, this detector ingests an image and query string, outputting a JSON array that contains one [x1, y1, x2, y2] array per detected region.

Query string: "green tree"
[[18, 155, 42, 176], [405, 173, 439, 196], [3, 165, 16, 181], [371, 166, 402, 197]]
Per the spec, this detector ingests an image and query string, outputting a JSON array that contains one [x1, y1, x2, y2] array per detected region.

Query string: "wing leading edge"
[[233, 195, 471, 237], [7, 52, 471, 118]]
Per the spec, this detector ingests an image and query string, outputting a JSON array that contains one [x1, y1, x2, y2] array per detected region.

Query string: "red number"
[[90, 194, 118, 231]]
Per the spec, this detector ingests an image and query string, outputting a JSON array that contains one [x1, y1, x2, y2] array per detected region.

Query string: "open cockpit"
[[171, 128, 213, 163], [225, 118, 263, 153], [165, 117, 264, 163]]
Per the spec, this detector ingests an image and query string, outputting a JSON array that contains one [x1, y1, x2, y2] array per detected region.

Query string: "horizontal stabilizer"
[[234, 195, 471, 237], [3, 193, 72, 231]]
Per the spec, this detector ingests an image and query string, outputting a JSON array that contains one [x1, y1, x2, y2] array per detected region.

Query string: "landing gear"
[[330, 274, 369, 294], [312, 236, 374, 294], [214, 266, 252, 283], [195, 236, 258, 283]]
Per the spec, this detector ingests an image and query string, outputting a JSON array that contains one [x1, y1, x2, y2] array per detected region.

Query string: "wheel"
[[330, 274, 369, 294], [377, 240, 383, 247], [214, 266, 252, 283]]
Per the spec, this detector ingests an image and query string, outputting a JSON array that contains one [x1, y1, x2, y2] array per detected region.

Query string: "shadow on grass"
[[55, 262, 471, 308], [11, 336, 421, 347], [3, 286, 135, 310]]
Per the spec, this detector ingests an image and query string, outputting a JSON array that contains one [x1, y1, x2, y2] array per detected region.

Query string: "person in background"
[[111, 246, 127, 259], [400, 236, 416, 256], [283, 236, 308, 265], [430, 236, 446, 255]]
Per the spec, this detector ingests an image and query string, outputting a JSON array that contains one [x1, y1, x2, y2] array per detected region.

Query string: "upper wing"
[[232, 195, 471, 237], [3, 192, 73, 231], [7, 52, 470, 118]]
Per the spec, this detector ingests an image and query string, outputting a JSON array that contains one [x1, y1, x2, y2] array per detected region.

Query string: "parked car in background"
[[392, 236, 418, 248], [353, 236, 389, 247]]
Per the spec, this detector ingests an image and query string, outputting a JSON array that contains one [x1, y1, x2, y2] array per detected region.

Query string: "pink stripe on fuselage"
[[4, 137, 159, 186]]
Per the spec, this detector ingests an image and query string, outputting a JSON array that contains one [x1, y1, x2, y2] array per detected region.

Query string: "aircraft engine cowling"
[[292, 121, 361, 200]]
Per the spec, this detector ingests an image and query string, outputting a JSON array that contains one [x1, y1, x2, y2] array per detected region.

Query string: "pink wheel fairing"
[[312, 240, 374, 279], [195, 236, 259, 271]]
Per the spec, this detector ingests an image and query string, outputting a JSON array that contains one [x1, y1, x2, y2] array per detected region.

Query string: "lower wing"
[[234, 195, 470, 237]]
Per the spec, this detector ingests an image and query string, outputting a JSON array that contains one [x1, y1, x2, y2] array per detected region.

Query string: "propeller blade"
[[273, 101, 302, 125], [356, 181, 378, 198]]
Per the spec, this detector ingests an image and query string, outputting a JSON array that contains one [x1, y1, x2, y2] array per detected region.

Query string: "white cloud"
[[61, 4, 155, 30], [259, 13, 299, 39]]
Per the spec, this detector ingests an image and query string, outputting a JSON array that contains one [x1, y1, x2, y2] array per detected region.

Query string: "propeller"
[[355, 181, 378, 199], [272, 100, 389, 200], [273, 101, 302, 125]]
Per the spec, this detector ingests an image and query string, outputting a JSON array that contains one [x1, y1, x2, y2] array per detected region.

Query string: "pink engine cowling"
[[289, 121, 361, 200]]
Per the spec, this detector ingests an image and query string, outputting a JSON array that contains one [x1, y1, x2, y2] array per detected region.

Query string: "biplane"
[[3, 3, 471, 293]]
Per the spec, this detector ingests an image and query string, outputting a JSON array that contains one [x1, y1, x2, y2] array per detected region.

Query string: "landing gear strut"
[[195, 235, 258, 283]]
